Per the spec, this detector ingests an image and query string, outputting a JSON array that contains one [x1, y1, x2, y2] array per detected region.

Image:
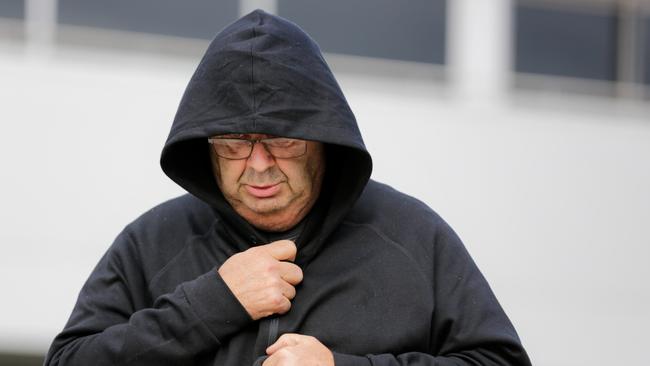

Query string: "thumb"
[[266, 333, 301, 355]]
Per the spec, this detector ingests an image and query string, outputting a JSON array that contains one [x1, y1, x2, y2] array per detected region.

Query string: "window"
[[277, 0, 446, 64], [514, 2, 618, 81], [58, 0, 239, 39], [0, 0, 24, 19], [640, 14, 650, 85], [514, 0, 650, 98]]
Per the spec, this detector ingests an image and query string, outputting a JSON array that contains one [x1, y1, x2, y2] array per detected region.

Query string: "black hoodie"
[[45, 10, 531, 366]]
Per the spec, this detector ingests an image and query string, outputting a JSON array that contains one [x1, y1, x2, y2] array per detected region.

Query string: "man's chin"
[[235, 195, 311, 232], [237, 202, 297, 232], [241, 198, 287, 216]]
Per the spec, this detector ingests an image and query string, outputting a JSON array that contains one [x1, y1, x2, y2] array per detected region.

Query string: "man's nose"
[[246, 141, 276, 171]]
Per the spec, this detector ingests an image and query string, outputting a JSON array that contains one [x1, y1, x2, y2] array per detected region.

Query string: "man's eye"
[[227, 140, 249, 147], [267, 139, 295, 147], [217, 140, 248, 151]]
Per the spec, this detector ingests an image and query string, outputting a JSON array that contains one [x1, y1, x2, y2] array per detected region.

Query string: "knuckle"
[[269, 293, 285, 306], [264, 260, 279, 273], [267, 276, 282, 289], [277, 347, 293, 358]]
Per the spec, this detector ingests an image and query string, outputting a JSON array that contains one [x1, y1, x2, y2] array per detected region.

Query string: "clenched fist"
[[218, 240, 303, 320], [264, 334, 334, 366]]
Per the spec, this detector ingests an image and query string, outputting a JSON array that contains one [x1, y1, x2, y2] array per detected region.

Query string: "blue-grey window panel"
[[0, 0, 24, 19], [644, 17, 650, 85], [277, 0, 446, 64], [58, 0, 238, 39], [515, 4, 618, 81]]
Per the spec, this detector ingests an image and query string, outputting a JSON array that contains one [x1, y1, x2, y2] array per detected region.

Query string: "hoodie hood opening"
[[160, 9, 372, 254]]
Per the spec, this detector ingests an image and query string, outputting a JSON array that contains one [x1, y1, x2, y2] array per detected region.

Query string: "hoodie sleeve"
[[44, 229, 252, 366], [331, 222, 532, 366]]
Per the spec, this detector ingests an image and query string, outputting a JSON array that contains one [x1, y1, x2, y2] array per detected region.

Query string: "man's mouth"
[[245, 183, 281, 198]]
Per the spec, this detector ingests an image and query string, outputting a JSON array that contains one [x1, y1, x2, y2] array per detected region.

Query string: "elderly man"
[[45, 10, 531, 366]]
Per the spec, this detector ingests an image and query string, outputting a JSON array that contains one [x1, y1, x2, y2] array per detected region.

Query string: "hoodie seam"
[[118, 230, 147, 308], [341, 220, 431, 286]]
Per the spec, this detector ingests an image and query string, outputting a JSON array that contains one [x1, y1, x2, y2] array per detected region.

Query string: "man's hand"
[[218, 240, 303, 320], [264, 334, 334, 366]]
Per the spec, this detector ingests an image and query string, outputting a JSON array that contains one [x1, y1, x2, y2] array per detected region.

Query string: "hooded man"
[[45, 10, 531, 366]]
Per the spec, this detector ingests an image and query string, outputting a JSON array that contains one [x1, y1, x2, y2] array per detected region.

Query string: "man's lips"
[[244, 183, 281, 198]]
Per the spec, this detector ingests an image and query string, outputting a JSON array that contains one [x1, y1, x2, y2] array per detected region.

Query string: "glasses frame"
[[207, 136, 308, 160]]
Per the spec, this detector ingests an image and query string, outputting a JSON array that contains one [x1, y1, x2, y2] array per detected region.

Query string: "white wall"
[[1, 39, 649, 365]]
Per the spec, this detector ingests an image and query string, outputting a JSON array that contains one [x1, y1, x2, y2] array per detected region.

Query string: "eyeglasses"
[[208, 135, 308, 160]]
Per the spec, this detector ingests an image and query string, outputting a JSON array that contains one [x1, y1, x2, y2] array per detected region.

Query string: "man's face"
[[210, 134, 325, 232]]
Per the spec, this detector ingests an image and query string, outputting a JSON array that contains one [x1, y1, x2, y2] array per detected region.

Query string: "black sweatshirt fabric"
[[45, 9, 531, 366]]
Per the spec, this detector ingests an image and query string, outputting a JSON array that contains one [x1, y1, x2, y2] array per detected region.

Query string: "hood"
[[160, 9, 372, 255]]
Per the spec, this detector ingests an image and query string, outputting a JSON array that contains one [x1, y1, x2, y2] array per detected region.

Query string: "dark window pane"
[[641, 18, 650, 85], [0, 0, 24, 19], [58, 0, 238, 39], [515, 4, 618, 81], [278, 0, 446, 64]]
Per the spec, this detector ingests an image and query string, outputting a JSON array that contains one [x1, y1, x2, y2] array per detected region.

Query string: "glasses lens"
[[212, 139, 251, 159], [209, 137, 308, 159], [263, 138, 307, 158]]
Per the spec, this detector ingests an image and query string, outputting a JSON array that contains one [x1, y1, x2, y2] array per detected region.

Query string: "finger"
[[276, 279, 296, 300], [261, 240, 297, 262], [262, 351, 289, 366], [278, 261, 303, 285], [267, 289, 293, 316], [266, 333, 302, 355], [275, 296, 292, 315]]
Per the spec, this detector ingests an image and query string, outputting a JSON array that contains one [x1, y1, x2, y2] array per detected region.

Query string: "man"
[[45, 10, 531, 366]]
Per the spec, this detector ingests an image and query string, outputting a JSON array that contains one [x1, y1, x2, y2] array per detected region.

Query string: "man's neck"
[[257, 219, 305, 243]]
